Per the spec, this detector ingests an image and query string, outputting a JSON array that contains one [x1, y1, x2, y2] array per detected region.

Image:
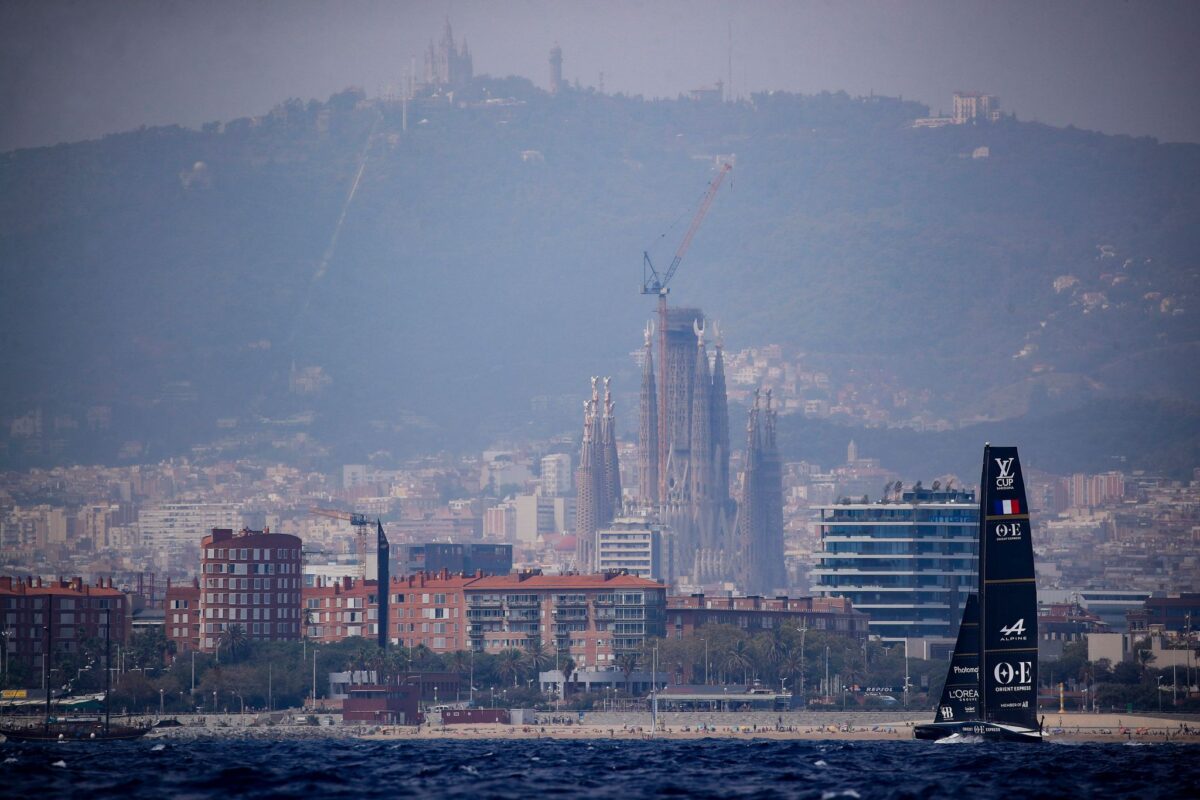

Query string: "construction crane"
[[641, 159, 732, 500], [308, 507, 373, 580], [641, 159, 732, 298]]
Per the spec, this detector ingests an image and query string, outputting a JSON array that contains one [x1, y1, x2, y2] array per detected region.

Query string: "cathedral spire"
[[639, 322, 659, 506]]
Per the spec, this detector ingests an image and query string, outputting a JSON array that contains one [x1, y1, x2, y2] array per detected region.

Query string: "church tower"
[[737, 390, 787, 595]]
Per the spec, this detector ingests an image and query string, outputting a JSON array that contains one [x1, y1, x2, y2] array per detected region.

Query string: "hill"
[[1, 78, 1197, 471]]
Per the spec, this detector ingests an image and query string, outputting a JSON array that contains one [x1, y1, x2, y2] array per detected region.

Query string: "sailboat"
[[0, 596, 151, 742], [914, 444, 1044, 743]]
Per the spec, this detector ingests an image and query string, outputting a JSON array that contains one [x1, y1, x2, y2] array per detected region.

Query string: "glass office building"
[[812, 487, 978, 641]]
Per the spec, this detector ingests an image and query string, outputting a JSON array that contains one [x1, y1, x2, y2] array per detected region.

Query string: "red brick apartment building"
[[166, 580, 201, 654], [304, 577, 379, 644], [0, 576, 130, 685], [465, 572, 667, 669], [666, 594, 868, 639], [196, 528, 302, 652], [387, 571, 477, 652], [363, 570, 668, 667]]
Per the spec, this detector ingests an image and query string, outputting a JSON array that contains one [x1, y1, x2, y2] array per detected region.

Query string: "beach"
[[355, 711, 1200, 743]]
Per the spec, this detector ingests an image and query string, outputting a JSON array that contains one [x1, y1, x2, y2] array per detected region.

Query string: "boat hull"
[[914, 720, 1044, 743], [0, 722, 151, 742]]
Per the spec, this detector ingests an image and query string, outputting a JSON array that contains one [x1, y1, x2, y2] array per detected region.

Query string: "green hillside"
[[1, 79, 1197, 469]]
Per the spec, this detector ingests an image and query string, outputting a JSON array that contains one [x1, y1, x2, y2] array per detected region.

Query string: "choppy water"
[[2, 737, 1197, 798]]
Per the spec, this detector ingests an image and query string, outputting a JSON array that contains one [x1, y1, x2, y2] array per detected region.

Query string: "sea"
[[1, 737, 1197, 799]]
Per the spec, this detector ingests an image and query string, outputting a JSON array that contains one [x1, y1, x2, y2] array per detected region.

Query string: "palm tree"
[[446, 650, 471, 678], [724, 639, 754, 686], [497, 648, 524, 688], [779, 649, 805, 694], [219, 624, 248, 662], [525, 638, 553, 675], [560, 656, 577, 699]]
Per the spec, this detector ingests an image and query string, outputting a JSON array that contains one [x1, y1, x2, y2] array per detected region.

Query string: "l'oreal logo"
[[949, 688, 979, 701], [995, 458, 1015, 490]]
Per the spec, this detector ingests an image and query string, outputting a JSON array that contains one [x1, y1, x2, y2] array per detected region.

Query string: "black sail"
[[377, 521, 390, 650], [933, 593, 981, 723], [979, 445, 1038, 729]]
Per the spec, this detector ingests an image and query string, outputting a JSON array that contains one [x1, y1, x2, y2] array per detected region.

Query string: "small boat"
[[0, 718, 151, 742], [915, 444, 1045, 743]]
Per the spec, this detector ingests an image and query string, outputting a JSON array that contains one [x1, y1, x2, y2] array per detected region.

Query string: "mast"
[[977, 444, 989, 719], [105, 608, 111, 733], [44, 594, 52, 731]]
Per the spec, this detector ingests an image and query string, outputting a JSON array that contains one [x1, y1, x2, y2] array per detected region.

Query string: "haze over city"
[[0, 0, 1198, 789]]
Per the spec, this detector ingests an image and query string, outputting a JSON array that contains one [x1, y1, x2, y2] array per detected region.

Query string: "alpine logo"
[[994, 521, 1023, 540], [940, 705, 954, 721], [993, 661, 1033, 686], [1000, 619, 1026, 639], [995, 458, 1016, 490]]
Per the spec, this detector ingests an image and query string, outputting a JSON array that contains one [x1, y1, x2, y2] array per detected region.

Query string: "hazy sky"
[[2, 0, 1199, 151]]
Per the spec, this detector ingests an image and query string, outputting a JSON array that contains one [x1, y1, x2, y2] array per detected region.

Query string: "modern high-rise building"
[[639, 311, 737, 585], [736, 389, 787, 595], [811, 486, 979, 641], [197, 528, 303, 651]]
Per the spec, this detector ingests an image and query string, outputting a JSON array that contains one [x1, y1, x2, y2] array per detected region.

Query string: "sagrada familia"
[[574, 308, 786, 595]]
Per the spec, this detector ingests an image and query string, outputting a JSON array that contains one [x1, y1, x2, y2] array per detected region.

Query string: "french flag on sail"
[[994, 499, 1021, 515]]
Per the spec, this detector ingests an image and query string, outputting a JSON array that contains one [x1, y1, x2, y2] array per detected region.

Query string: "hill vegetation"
[[1, 78, 1197, 471]]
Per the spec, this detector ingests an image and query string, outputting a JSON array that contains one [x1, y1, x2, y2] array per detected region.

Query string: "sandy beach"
[[355, 712, 1200, 743]]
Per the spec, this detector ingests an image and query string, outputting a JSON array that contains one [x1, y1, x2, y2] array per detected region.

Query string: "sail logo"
[[1000, 619, 1026, 640], [952, 665, 978, 675], [993, 661, 1033, 686], [994, 522, 1023, 540], [995, 458, 1016, 490], [949, 688, 979, 701], [940, 705, 954, 721]]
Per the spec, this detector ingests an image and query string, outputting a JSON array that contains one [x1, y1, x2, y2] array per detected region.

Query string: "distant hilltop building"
[[914, 91, 1003, 128], [549, 44, 564, 94], [424, 19, 473, 91]]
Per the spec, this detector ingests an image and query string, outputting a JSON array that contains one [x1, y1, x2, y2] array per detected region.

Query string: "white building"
[[540, 453, 573, 496], [596, 514, 673, 584], [138, 502, 242, 556]]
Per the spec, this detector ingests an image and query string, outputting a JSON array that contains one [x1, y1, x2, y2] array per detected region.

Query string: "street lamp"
[[159, 688, 165, 716], [1157, 676, 1163, 713]]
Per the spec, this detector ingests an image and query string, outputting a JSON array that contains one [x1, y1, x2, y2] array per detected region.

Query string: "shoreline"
[[14, 711, 1194, 745]]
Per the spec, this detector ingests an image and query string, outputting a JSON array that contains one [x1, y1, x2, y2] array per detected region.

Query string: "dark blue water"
[[2, 738, 1196, 798]]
